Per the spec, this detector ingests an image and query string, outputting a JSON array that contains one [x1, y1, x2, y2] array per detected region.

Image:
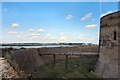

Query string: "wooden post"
[[65, 54, 68, 69], [38, 48, 42, 56], [80, 50, 82, 72], [53, 54, 56, 68], [80, 50, 84, 73]]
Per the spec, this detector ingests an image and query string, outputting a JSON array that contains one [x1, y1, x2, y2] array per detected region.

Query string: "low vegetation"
[[1, 46, 98, 78], [31, 55, 98, 78]]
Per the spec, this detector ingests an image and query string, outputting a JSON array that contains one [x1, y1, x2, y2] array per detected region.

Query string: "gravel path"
[[0, 57, 18, 79]]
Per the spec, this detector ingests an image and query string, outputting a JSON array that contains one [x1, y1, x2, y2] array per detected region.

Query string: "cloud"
[[85, 24, 97, 29], [81, 13, 92, 21], [37, 29, 44, 32], [28, 33, 41, 39], [7, 31, 24, 39], [46, 34, 50, 37], [8, 31, 17, 34], [16, 35, 21, 38], [60, 32, 64, 35], [65, 14, 74, 20], [29, 29, 33, 32], [51, 37, 55, 40], [60, 36, 67, 40], [11, 23, 20, 28], [30, 33, 40, 36], [100, 11, 113, 17]]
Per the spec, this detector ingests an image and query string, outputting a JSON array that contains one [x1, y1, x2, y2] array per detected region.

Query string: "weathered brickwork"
[[95, 11, 120, 78]]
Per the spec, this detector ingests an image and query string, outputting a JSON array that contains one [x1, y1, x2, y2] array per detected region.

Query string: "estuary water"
[[0, 45, 79, 49]]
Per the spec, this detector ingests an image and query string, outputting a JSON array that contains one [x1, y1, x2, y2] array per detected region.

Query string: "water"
[[0, 45, 79, 49]]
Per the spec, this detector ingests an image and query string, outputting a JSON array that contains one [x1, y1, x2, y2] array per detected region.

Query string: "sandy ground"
[[0, 57, 18, 79]]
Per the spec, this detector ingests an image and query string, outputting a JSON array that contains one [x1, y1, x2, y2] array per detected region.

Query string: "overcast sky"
[[1, 2, 118, 43]]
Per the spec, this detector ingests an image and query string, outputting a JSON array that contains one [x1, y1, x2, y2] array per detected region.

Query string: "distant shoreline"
[[1, 43, 99, 49], [1, 43, 98, 46], [1, 44, 44, 46], [0, 45, 81, 49]]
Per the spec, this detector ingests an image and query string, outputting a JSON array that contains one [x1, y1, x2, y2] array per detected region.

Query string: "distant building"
[[95, 11, 120, 78]]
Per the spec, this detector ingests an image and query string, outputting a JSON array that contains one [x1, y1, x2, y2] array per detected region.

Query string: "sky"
[[1, 2, 119, 44], [2, 0, 120, 2]]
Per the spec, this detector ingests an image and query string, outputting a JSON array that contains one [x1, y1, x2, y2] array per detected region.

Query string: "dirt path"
[[0, 57, 18, 79]]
